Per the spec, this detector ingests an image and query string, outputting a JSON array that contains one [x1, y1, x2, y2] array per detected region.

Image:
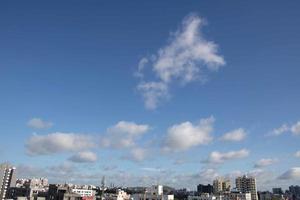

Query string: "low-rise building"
[[226, 192, 251, 200], [131, 185, 174, 200], [188, 193, 217, 200], [48, 184, 82, 200], [72, 189, 95, 197], [102, 189, 130, 200]]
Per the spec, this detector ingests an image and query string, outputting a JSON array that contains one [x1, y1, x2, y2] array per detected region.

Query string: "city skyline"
[[1, 1, 300, 190]]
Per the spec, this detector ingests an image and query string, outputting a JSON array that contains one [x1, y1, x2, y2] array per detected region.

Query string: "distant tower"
[[0, 163, 16, 200], [101, 176, 106, 190]]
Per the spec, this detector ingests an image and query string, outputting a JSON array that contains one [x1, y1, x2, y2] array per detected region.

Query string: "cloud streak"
[[205, 149, 250, 164], [278, 167, 300, 180], [68, 151, 98, 163]]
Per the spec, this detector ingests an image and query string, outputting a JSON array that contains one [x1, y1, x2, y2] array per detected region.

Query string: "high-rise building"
[[213, 178, 231, 194], [0, 163, 16, 200], [235, 175, 258, 200]]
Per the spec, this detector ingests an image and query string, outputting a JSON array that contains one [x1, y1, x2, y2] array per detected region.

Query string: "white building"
[[131, 185, 174, 200], [29, 178, 48, 188], [103, 189, 131, 200], [72, 189, 95, 197]]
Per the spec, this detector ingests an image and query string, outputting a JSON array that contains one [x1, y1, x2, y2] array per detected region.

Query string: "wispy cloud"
[[27, 118, 53, 129], [295, 151, 300, 158], [137, 81, 169, 110], [220, 128, 247, 142], [140, 167, 162, 172], [269, 124, 290, 136], [268, 121, 300, 136], [135, 13, 225, 110]]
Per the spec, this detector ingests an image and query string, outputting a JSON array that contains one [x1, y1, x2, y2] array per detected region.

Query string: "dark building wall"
[[6, 187, 31, 200], [197, 184, 213, 194]]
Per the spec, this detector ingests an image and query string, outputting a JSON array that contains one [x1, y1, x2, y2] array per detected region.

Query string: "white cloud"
[[101, 121, 150, 148], [295, 151, 300, 158], [220, 128, 247, 142], [206, 149, 249, 164], [27, 118, 53, 129], [278, 167, 300, 180], [136, 14, 225, 110], [26, 132, 94, 155], [162, 116, 214, 152], [291, 121, 300, 135], [108, 121, 150, 136], [254, 158, 278, 168], [69, 151, 98, 163]]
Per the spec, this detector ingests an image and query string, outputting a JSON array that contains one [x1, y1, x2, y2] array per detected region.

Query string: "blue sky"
[[1, 0, 300, 190]]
